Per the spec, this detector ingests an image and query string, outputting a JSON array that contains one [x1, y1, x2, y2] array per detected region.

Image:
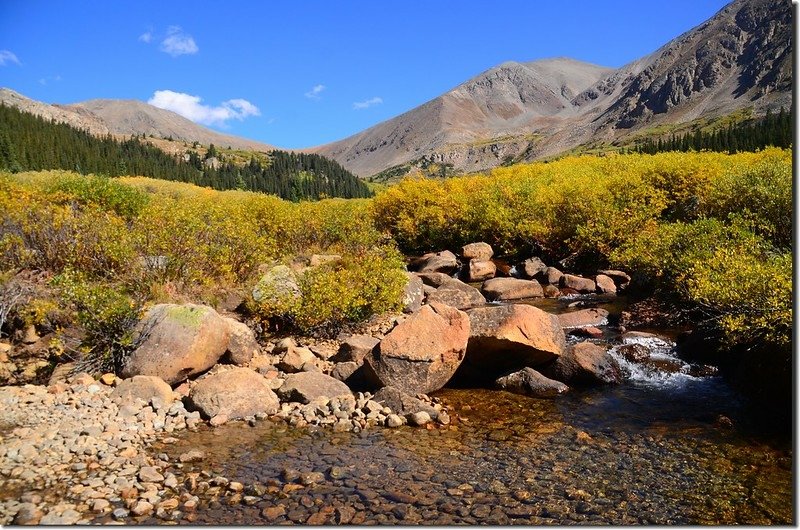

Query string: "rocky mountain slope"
[[0, 89, 275, 152], [314, 0, 791, 177]]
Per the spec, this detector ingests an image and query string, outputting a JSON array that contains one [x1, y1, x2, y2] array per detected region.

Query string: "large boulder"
[[402, 272, 425, 313], [481, 278, 543, 301], [365, 302, 470, 394], [561, 274, 597, 293], [557, 308, 610, 329], [187, 367, 280, 419], [540, 342, 621, 385], [461, 242, 493, 261], [332, 335, 380, 364], [410, 251, 459, 274], [223, 318, 259, 366], [463, 305, 566, 378], [120, 304, 231, 385], [466, 260, 496, 282], [372, 386, 438, 419], [536, 266, 564, 286], [427, 278, 486, 310], [252, 265, 301, 304], [519, 257, 547, 279], [276, 371, 352, 404], [111, 375, 174, 406], [495, 368, 568, 398]]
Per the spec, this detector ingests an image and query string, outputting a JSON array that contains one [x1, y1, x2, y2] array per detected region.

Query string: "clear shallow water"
[[148, 380, 792, 525], [112, 292, 791, 525]]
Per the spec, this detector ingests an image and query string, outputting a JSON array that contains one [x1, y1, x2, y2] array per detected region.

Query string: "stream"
[[140, 293, 793, 525]]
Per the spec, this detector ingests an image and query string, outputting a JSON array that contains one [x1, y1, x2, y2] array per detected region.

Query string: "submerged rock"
[[495, 367, 569, 398]]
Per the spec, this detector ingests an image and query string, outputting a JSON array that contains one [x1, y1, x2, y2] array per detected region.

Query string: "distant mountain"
[[0, 89, 276, 152], [314, 0, 791, 178]]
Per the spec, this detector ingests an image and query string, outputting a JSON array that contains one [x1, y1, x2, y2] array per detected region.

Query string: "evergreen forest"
[[0, 103, 371, 201]]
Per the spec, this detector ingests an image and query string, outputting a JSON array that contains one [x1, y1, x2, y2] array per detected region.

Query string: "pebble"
[[131, 501, 153, 516]]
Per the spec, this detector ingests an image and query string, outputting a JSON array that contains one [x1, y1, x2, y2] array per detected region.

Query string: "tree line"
[[629, 107, 791, 155], [0, 103, 371, 200]]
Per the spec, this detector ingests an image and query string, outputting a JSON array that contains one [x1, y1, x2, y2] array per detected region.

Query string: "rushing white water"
[[609, 333, 702, 388]]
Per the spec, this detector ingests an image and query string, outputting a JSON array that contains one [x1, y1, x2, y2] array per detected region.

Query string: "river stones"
[[594, 274, 617, 294], [462, 242, 493, 261], [277, 372, 352, 404], [365, 302, 470, 394], [427, 278, 486, 310], [536, 266, 564, 285], [557, 308, 610, 329], [187, 367, 280, 420], [121, 304, 231, 385], [519, 257, 547, 279], [402, 272, 425, 313], [560, 274, 596, 293], [410, 251, 459, 274], [223, 318, 260, 366], [462, 305, 566, 379], [414, 272, 452, 288], [332, 335, 380, 364], [495, 367, 569, 398], [372, 386, 438, 420], [540, 342, 621, 385], [111, 375, 174, 406], [597, 269, 631, 290], [481, 278, 544, 301], [466, 260, 497, 282], [278, 347, 316, 373]]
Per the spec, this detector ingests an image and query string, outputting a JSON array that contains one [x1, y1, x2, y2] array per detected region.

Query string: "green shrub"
[[52, 269, 142, 375]]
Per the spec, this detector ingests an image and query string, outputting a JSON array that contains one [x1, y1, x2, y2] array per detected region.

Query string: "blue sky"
[[0, 0, 731, 149]]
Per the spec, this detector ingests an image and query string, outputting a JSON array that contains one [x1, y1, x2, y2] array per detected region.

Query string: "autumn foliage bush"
[[372, 148, 792, 351]]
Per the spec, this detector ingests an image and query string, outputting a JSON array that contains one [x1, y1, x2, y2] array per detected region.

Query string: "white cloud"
[[148, 90, 260, 127], [138, 31, 153, 43], [0, 50, 21, 66], [159, 26, 198, 57], [305, 84, 326, 100], [353, 96, 383, 110], [38, 74, 62, 86]]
